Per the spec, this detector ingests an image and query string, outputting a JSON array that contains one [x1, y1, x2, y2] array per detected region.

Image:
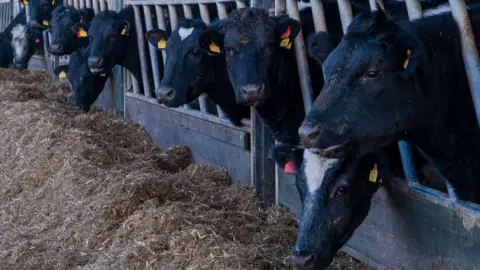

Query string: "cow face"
[[198, 8, 300, 106], [32, 0, 59, 30], [49, 6, 92, 55], [54, 48, 110, 111], [84, 10, 131, 75], [299, 11, 428, 158], [273, 145, 389, 269], [11, 24, 43, 69], [146, 20, 213, 107]]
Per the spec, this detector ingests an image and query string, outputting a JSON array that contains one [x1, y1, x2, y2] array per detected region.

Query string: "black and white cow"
[[300, 6, 480, 203], [53, 47, 111, 111], [10, 24, 44, 69], [273, 143, 403, 269], [48, 5, 95, 55], [145, 19, 250, 126]]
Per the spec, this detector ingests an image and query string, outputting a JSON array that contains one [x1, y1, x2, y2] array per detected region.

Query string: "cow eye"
[[365, 70, 378, 79], [334, 186, 347, 198]]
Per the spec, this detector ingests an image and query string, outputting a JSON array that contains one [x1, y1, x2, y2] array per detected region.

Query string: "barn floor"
[[0, 69, 371, 269]]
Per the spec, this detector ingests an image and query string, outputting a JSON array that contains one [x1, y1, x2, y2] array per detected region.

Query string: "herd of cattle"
[[1, 0, 479, 269]]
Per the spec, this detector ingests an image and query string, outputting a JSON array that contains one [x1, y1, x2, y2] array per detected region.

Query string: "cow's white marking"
[[298, 1, 311, 11], [178, 27, 194, 41], [11, 24, 27, 59], [303, 149, 339, 194], [424, 4, 452, 17]]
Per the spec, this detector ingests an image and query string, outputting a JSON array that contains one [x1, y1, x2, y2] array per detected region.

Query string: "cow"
[[53, 47, 111, 111], [272, 143, 403, 269], [145, 19, 250, 127], [48, 5, 95, 55], [10, 24, 44, 69], [300, 6, 480, 203]]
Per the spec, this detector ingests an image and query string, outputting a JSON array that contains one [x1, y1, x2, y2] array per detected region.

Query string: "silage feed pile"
[[0, 68, 370, 270]]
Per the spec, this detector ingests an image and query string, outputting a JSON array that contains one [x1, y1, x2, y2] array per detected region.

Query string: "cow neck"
[[254, 49, 304, 144], [405, 17, 480, 203]]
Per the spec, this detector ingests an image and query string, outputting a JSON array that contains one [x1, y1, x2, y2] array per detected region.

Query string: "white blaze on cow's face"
[[178, 27, 194, 41], [11, 24, 28, 60], [303, 149, 339, 194]]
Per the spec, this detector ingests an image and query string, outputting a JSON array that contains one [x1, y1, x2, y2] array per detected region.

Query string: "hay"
[[0, 68, 371, 269]]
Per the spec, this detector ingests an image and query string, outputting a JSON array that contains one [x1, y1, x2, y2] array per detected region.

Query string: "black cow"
[[301, 7, 480, 203], [53, 47, 111, 111], [21, 0, 62, 30], [48, 5, 95, 55], [145, 19, 250, 126], [10, 24, 44, 69], [273, 143, 402, 269]]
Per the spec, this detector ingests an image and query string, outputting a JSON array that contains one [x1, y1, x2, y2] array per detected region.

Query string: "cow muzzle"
[[88, 57, 105, 74], [156, 86, 175, 105], [240, 84, 264, 106], [299, 123, 321, 148]]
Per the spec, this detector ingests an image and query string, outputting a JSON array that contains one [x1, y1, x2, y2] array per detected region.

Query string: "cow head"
[[49, 6, 93, 55], [54, 48, 110, 111], [273, 144, 392, 269], [198, 8, 300, 106], [146, 19, 215, 107], [11, 24, 43, 69], [84, 9, 131, 75], [30, 0, 60, 30], [299, 10, 429, 158]]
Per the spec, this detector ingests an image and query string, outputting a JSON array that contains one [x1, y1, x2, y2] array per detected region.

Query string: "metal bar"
[[369, 0, 384, 11], [100, 0, 106, 11], [80, 0, 86, 8], [216, 2, 228, 19], [86, 0, 92, 8], [195, 3, 212, 114], [286, 0, 313, 113], [74, 0, 79, 8], [236, 0, 246, 9], [93, 0, 99, 13], [448, 0, 480, 128], [155, 4, 167, 65], [143, 5, 161, 98], [25, 1, 30, 22], [310, 0, 327, 32], [405, 0, 423, 20], [182, 4, 192, 18], [133, 5, 152, 98], [336, 0, 353, 33]]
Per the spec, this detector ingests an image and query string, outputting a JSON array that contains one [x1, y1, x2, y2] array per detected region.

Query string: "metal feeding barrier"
[[0, 0, 23, 31]]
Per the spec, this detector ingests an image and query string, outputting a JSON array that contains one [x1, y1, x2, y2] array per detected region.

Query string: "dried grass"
[[0, 68, 370, 270]]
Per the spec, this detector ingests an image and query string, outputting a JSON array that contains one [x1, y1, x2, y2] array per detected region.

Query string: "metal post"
[[144, 5, 161, 99], [100, 0, 106, 11], [449, 0, 480, 128], [405, 0, 423, 20], [236, 0, 246, 9], [310, 0, 327, 32], [155, 4, 167, 65], [74, 0, 79, 9], [93, 0, 99, 13], [25, 1, 30, 22], [133, 5, 152, 98], [86, 0, 92, 9], [369, 0, 384, 11], [336, 0, 353, 33]]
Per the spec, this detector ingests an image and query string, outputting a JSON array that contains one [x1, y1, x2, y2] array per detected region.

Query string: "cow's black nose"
[[88, 57, 104, 68], [49, 43, 64, 54], [241, 84, 264, 105], [299, 123, 321, 148], [292, 251, 315, 269], [157, 86, 175, 104]]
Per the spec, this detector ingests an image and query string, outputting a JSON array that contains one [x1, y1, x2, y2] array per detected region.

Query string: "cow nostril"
[[241, 84, 264, 94], [292, 252, 315, 269], [88, 57, 104, 68], [166, 89, 175, 98], [298, 123, 321, 147], [157, 87, 175, 103]]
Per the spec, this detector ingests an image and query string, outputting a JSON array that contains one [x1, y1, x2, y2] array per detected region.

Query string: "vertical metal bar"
[[336, 0, 353, 33], [236, 0, 246, 9], [405, 0, 423, 20], [310, 0, 327, 32], [80, 0, 85, 8], [155, 5, 167, 65], [86, 0, 92, 9], [100, 0, 106, 11], [144, 5, 161, 98], [25, 2, 30, 22], [182, 4, 192, 18], [74, 0, 79, 9], [195, 4, 213, 114], [369, 0, 384, 11], [93, 0, 99, 13], [167, 4, 178, 29], [213, 3, 228, 117], [133, 5, 152, 98], [274, 0, 285, 16], [286, 0, 313, 113], [449, 0, 480, 128]]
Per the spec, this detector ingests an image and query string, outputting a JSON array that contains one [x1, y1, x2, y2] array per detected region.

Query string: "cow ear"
[[72, 22, 89, 38], [145, 29, 168, 50], [54, 65, 69, 80], [119, 20, 131, 36], [198, 24, 224, 56], [275, 16, 301, 50], [270, 144, 304, 174], [307, 32, 340, 64]]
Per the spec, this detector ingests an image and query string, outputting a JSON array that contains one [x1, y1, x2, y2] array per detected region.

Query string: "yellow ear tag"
[[77, 28, 88, 38], [209, 42, 220, 53], [22, 0, 29, 6], [280, 38, 291, 49], [403, 49, 412, 69], [52, 0, 55, 5], [369, 164, 378, 183], [42, 20, 49, 26], [121, 26, 128, 36], [59, 71, 66, 78], [157, 39, 166, 49]]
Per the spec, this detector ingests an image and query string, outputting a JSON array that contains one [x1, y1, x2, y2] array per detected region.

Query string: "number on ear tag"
[[403, 49, 412, 69], [59, 71, 67, 78], [157, 39, 166, 49]]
